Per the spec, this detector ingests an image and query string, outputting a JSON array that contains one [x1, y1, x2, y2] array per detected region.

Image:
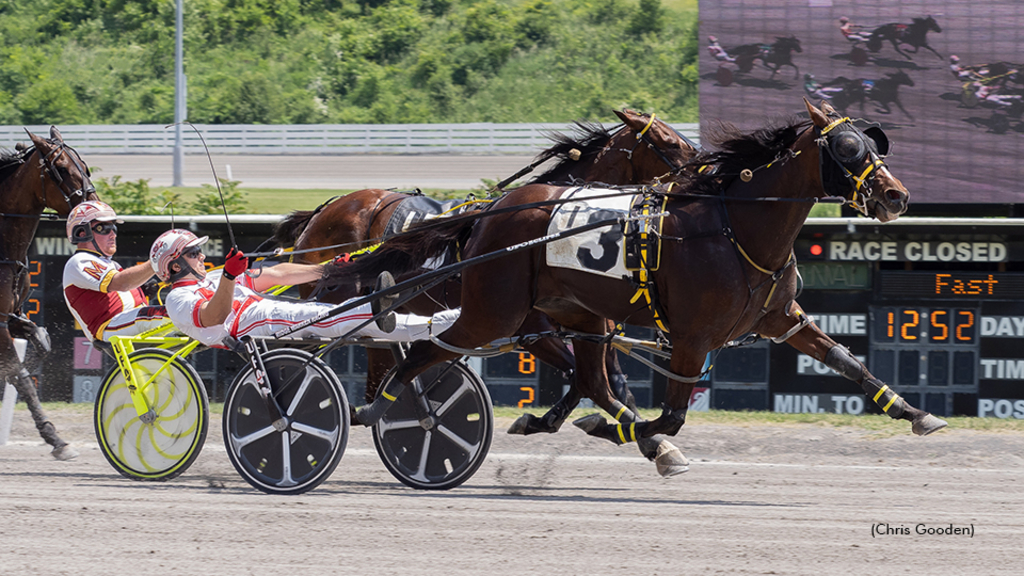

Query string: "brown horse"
[[1, 127, 97, 459], [326, 99, 946, 474], [275, 109, 698, 475]]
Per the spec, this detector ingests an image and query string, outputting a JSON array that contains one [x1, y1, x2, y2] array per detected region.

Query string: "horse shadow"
[[963, 114, 1024, 135], [865, 57, 927, 71], [731, 76, 792, 91], [701, 72, 791, 91]]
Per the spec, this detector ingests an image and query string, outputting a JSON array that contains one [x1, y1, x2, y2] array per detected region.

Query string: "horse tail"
[[320, 213, 479, 290], [272, 209, 316, 248]]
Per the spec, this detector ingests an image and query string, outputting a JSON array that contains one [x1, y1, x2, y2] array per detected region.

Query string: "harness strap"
[[627, 193, 670, 332], [636, 113, 657, 140], [770, 311, 813, 344], [820, 116, 852, 135]]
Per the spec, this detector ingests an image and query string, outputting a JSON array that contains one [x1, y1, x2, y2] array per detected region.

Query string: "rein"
[[247, 187, 648, 259]]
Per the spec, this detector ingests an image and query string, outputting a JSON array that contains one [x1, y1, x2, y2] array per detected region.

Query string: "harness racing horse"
[[276, 109, 699, 475], [327, 99, 946, 472], [824, 71, 916, 120], [1, 127, 97, 459], [731, 36, 803, 80], [866, 16, 943, 60], [866, 71, 916, 120]]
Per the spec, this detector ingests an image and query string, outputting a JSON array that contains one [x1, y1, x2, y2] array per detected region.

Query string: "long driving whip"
[[165, 121, 237, 249]]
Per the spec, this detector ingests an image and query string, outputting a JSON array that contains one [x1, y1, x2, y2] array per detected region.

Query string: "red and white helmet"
[[150, 229, 209, 281], [66, 200, 121, 244]]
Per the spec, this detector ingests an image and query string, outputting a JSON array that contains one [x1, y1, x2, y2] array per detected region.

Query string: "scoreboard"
[[710, 218, 1024, 420]]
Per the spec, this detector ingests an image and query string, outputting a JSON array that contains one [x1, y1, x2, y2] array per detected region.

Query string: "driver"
[[803, 74, 844, 101], [707, 35, 735, 64], [151, 229, 459, 347], [839, 16, 871, 44], [62, 200, 167, 342]]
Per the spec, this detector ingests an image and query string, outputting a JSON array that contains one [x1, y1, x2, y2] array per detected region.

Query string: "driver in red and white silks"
[[151, 229, 459, 347], [62, 201, 168, 342]]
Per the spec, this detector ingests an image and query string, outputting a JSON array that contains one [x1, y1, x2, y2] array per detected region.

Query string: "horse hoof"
[[572, 413, 607, 435], [507, 414, 533, 435], [912, 414, 948, 436], [51, 444, 79, 461], [654, 440, 689, 478]]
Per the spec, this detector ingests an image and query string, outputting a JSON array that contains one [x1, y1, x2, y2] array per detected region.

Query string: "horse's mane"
[[273, 209, 316, 247], [676, 118, 810, 196], [528, 121, 619, 183], [0, 147, 30, 182]]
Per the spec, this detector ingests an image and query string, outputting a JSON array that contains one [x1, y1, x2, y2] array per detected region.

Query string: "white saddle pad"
[[545, 187, 638, 279]]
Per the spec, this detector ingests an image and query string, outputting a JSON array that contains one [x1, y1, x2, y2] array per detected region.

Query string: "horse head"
[[917, 16, 941, 33], [25, 126, 97, 215], [775, 35, 802, 53], [805, 99, 908, 222], [612, 109, 699, 178], [886, 70, 915, 87]]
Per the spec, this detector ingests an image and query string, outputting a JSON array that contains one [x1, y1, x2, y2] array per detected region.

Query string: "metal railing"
[[1, 122, 700, 155]]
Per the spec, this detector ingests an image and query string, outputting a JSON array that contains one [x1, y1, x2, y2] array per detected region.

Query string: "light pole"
[[173, 0, 186, 186]]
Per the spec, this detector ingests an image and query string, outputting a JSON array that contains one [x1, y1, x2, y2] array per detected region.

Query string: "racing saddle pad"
[[383, 193, 478, 239], [546, 187, 641, 279]]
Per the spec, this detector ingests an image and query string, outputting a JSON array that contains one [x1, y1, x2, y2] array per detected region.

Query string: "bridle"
[[36, 140, 96, 209], [814, 116, 890, 215], [616, 113, 702, 178]]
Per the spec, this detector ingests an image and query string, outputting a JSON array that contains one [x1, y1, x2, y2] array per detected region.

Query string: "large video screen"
[[699, 0, 1024, 204]]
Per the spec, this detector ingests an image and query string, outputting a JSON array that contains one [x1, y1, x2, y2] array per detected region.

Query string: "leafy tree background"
[[0, 0, 698, 126]]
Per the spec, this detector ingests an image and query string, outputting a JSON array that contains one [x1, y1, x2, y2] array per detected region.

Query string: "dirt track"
[[1, 406, 1022, 576]]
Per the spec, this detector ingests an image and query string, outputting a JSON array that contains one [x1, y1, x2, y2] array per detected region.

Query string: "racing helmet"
[[66, 200, 122, 244], [150, 229, 209, 281], [839, 16, 849, 24]]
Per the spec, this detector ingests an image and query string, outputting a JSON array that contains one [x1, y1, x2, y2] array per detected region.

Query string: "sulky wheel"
[[94, 349, 209, 481], [372, 359, 493, 490], [223, 349, 349, 495]]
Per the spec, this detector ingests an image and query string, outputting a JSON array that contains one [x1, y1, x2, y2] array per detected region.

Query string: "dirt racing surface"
[[2, 405, 1022, 576]]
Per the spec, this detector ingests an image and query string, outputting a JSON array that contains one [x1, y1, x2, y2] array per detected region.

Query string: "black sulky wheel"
[[372, 359, 493, 490], [223, 349, 349, 495]]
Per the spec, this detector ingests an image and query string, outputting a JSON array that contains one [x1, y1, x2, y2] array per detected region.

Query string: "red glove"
[[223, 247, 249, 280]]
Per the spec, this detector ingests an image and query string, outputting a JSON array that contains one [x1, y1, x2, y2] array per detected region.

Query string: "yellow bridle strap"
[[636, 114, 657, 140], [819, 116, 852, 136], [437, 198, 493, 217], [850, 158, 884, 193]]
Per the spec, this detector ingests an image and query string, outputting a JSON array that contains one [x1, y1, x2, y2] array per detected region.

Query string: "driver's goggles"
[[182, 246, 203, 259], [91, 222, 117, 235]]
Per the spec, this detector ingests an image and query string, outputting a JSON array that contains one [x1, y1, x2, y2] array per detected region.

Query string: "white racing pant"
[[231, 298, 460, 342], [97, 306, 172, 342]]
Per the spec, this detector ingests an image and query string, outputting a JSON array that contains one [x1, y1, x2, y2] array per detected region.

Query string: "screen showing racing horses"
[[699, 0, 1024, 204]]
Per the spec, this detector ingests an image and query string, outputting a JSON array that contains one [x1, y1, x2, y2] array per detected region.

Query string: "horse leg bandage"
[[354, 377, 405, 426], [825, 345, 905, 418]]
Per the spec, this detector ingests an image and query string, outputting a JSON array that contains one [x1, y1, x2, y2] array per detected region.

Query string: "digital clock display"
[[873, 307, 977, 344], [869, 307, 980, 399], [879, 271, 1024, 300]]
